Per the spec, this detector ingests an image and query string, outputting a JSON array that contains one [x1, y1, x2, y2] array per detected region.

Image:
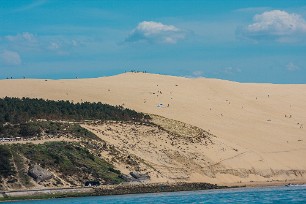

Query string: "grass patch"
[[0, 145, 15, 179], [1, 121, 101, 141], [11, 142, 123, 184], [11, 152, 33, 188]]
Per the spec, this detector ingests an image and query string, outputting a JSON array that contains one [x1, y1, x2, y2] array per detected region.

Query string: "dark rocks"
[[28, 165, 53, 182], [130, 172, 150, 181], [119, 172, 150, 182], [119, 174, 135, 182], [94, 182, 227, 196]]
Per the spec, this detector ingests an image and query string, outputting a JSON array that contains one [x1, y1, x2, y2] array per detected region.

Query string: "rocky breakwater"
[[94, 182, 228, 196]]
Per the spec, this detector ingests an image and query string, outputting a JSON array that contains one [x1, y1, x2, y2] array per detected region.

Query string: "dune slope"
[[1, 73, 305, 185]]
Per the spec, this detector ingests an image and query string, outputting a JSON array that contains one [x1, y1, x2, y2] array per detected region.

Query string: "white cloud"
[[223, 67, 241, 75], [125, 21, 186, 44], [46, 40, 82, 55], [192, 70, 203, 75], [71, 40, 78, 47], [184, 71, 206, 78], [191, 70, 204, 77], [2, 32, 84, 55], [286, 62, 300, 71], [1, 50, 22, 66], [5, 32, 37, 43], [48, 42, 61, 50], [238, 10, 306, 42]]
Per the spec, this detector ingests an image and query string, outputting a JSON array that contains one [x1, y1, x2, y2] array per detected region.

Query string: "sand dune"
[[1, 73, 306, 185]]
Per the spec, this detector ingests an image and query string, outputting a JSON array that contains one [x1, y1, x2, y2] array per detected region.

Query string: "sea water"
[[3, 185, 306, 204]]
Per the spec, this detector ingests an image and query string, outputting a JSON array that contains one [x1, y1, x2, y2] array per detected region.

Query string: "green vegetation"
[[65, 123, 99, 140], [11, 151, 33, 187], [0, 145, 15, 179], [0, 122, 42, 138], [0, 97, 150, 124], [13, 142, 123, 184], [0, 97, 147, 189], [0, 142, 123, 187], [0, 121, 99, 140]]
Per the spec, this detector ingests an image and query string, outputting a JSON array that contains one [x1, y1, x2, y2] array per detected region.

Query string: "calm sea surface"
[[3, 185, 306, 204]]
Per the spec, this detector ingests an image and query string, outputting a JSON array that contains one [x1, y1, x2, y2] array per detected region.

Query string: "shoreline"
[[220, 179, 306, 188], [1, 180, 306, 202], [0, 183, 229, 202]]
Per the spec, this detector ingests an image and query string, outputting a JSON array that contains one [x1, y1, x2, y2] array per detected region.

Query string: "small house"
[[85, 181, 100, 187]]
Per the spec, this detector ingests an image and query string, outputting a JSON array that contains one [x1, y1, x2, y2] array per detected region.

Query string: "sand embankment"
[[1, 73, 305, 186]]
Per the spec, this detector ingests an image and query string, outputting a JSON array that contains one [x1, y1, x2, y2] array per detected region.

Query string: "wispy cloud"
[[5, 32, 37, 43], [185, 70, 205, 78], [14, 0, 47, 12], [2, 32, 85, 55], [0, 50, 22, 66], [222, 67, 242, 75], [48, 42, 61, 50], [237, 10, 306, 43], [234, 7, 270, 13], [3, 32, 40, 52], [286, 62, 300, 71], [125, 21, 186, 44], [192, 70, 204, 77]]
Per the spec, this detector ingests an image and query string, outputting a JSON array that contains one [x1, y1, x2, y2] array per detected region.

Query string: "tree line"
[[0, 97, 150, 125]]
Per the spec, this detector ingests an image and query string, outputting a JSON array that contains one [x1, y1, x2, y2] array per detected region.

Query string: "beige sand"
[[1, 73, 305, 186]]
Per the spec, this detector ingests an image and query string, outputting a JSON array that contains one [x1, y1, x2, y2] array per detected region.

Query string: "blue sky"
[[0, 0, 306, 83]]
